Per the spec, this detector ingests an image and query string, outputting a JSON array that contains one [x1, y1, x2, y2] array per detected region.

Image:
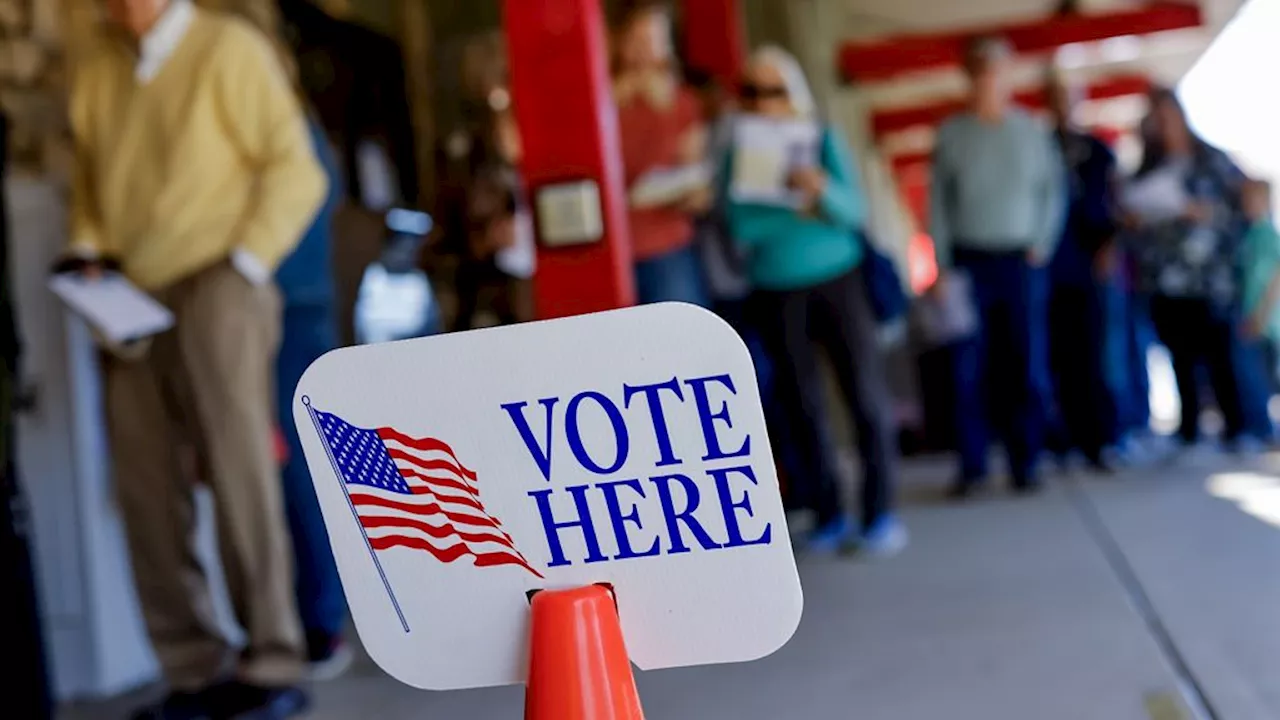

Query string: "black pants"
[[754, 268, 897, 527], [1149, 295, 1244, 442], [1048, 282, 1117, 461]]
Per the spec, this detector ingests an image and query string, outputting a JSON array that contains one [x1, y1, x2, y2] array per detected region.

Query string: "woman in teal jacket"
[[726, 47, 904, 555]]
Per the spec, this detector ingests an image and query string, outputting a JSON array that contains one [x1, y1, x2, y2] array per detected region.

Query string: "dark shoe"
[[1085, 455, 1115, 476], [130, 690, 215, 720], [1011, 481, 1044, 497], [210, 681, 310, 720], [306, 630, 355, 682], [947, 479, 984, 501]]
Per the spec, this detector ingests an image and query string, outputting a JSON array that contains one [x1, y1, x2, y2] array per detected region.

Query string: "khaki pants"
[[105, 262, 303, 690]]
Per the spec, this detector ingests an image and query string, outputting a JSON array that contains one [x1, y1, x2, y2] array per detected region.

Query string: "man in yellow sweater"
[[69, 1, 326, 718]]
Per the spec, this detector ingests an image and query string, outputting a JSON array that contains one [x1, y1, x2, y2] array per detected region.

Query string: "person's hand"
[[1183, 200, 1212, 224], [1243, 310, 1269, 340], [485, 216, 517, 252], [680, 186, 713, 214], [1094, 243, 1119, 279], [787, 167, 828, 209], [1026, 245, 1051, 268], [52, 255, 106, 280], [928, 270, 953, 298]]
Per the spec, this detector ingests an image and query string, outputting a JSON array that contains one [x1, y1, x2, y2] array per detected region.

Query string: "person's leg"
[[177, 264, 304, 690], [1004, 260, 1049, 487], [276, 305, 346, 660], [814, 269, 900, 532], [452, 258, 483, 331], [950, 255, 993, 489], [1205, 308, 1254, 442], [105, 343, 231, 692], [1046, 285, 1081, 458], [754, 288, 845, 528], [1149, 296, 1202, 444], [634, 244, 710, 307]]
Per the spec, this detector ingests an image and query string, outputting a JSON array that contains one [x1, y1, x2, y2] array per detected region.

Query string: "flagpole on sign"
[[303, 396, 411, 633]]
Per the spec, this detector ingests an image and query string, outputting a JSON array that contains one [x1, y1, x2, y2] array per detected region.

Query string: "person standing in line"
[[68, 0, 326, 717], [275, 112, 351, 679], [1044, 74, 1122, 472], [930, 36, 1066, 498], [614, 0, 712, 306], [1237, 178, 1280, 439], [725, 46, 906, 556], [1122, 88, 1250, 449]]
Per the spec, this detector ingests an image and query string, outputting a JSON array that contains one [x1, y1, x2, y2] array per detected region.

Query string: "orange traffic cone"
[[525, 584, 645, 720]]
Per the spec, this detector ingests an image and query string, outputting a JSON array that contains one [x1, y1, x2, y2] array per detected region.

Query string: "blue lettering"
[[650, 473, 723, 554], [565, 391, 629, 475], [598, 479, 660, 560], [529, 486, 607, 568], [709, 465, 772, 548], [623, 378, 685, 467], [684, 375, 750, 462], [502, 397, 560, 482]]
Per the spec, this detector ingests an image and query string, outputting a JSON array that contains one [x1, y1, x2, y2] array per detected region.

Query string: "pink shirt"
[[617, 86, 702, 261]]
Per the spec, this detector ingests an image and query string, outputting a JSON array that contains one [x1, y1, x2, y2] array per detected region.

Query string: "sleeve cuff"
[[231, 248, 272, 286]]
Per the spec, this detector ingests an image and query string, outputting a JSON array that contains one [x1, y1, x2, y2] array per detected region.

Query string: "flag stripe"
[[405, 484, 485, 512], [349, 492, 504, 531], [379, 428, 479, 480], [367, 535, 544, 577], [398, 468, 477, 499], [386, 449, 481, 490], [361, 515, 520, 552]]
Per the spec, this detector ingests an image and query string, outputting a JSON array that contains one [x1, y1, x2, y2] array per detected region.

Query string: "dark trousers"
[[1235, 337, 1276, 440], [1048, 282, 1118, 461], [755, 268, 897, 527], [952, 248, 1050, 486], [277, 304, 346, 641], [2, 450, 52, 719], [1148, 295, 1244, 443]]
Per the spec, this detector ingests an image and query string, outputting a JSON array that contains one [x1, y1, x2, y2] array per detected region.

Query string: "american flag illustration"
[[305, 401, 544, 617]]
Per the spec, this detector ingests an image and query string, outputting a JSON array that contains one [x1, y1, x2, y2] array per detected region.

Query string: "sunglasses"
[[740, 83, 788, 101]]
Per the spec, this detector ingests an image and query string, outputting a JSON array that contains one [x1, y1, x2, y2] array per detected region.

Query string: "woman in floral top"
[[1123, 88, 1249, 446]]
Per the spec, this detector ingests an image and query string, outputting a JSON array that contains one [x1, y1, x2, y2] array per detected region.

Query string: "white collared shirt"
[[135, 0, 196, 84]]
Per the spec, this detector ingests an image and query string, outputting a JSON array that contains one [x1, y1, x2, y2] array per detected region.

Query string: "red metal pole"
[[681, 0, 747, 85], [504, 0, 636, 319]]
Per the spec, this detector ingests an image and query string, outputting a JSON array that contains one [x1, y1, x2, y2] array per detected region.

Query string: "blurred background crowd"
[[2, 0, 1277, 718]]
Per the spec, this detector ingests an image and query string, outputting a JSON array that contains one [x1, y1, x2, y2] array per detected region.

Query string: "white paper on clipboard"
[[730, 117, 820, 208], [49, 272, 175, 345], [629, 164, 712, 209]]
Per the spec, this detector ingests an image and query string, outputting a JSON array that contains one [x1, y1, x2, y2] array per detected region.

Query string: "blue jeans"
[[634, 244, 709, 307], [1235, 337, 1275, 440], [952, 248, 1051, 486], [1047, 279, 1118, 460], [277, 304, 346, 639]]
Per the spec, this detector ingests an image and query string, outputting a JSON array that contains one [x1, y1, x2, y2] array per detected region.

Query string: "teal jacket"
[[1242, 218, 1280, 341], [724, 127, 866, 291]]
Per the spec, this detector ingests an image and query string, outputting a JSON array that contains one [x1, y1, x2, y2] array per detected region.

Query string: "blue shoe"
[[804, 516, 854, 553], [860, 514, 909, 559]]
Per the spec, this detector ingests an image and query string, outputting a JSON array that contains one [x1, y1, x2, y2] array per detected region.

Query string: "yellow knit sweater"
[[69, 11, 326, 291]]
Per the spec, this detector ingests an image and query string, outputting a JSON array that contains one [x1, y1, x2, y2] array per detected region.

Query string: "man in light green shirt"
[[931, 36, 1066, 498]]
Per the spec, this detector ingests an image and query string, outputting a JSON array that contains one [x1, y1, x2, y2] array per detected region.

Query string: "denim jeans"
[[634, 244, 709, 307], [952, 248, 1051, 486], [277, 304, 346, 639]]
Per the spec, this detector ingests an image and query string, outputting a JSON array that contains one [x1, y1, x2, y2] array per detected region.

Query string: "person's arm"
[[929, 126, 954, 269], [67, 68, 104, 261], [212, 23, 327, 281], [812, 129, 866, 230], [1032, 127, 1068, 265]]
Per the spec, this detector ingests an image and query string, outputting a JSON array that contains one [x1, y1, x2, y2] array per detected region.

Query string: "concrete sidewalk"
[[63, 453, 1280, 719]]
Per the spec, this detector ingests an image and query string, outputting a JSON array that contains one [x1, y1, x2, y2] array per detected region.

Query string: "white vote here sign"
[[294, 303, 803, 690]]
